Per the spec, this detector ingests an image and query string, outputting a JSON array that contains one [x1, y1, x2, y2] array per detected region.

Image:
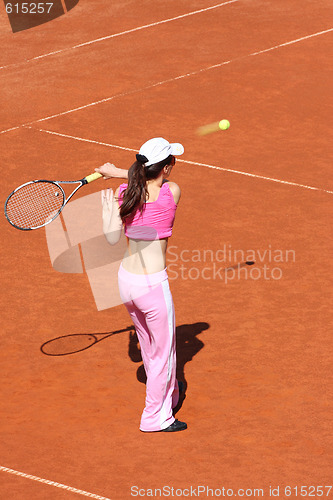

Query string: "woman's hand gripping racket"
[[4, 172, 102, 230]]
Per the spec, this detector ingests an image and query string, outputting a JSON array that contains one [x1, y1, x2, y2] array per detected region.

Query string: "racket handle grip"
[[84, 172, 103, 184]]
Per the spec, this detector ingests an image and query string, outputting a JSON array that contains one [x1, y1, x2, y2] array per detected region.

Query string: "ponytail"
[[119, 154, 174, 222], [119, 160, 147, 222]]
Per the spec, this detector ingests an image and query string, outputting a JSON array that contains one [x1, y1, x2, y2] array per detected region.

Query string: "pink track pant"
[[118, 264, 179, 431]]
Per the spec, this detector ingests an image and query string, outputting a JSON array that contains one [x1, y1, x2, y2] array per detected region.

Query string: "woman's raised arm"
[[95, 163, 128, 179]]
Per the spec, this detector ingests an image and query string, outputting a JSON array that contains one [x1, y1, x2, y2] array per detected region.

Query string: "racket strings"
[[6, 182, 65, 229]]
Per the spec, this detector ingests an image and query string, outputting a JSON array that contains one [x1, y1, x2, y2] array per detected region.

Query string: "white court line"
[[24, 126, 137, 153], [25, 127, 333, 195], [249, 28, 333, 56], [1, 27, 332, 137], [0, 1, 238, 70], [0, 466, 111, 500]]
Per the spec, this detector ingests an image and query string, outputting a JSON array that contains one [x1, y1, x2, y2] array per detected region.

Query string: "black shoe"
[[162, 419, 187, 432], [173, 381, 186, 415]]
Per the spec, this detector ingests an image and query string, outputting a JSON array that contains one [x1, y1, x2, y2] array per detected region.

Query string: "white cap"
[[138, 137, 184, 167]]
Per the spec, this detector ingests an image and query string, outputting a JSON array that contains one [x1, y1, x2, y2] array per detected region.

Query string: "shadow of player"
[[128, 322, 210, 413]]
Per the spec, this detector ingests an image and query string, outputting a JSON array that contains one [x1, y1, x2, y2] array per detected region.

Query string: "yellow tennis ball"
[[219, 119, 230, 130]]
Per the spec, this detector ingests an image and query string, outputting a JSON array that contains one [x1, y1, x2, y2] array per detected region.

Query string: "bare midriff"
[[122, 237, 169, 274]]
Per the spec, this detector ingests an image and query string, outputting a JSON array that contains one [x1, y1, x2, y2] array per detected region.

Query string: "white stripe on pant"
[[118, 265, 179, 431]]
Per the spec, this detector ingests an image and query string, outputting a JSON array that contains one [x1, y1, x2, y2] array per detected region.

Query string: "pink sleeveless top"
[[118, 182, 177, 240]]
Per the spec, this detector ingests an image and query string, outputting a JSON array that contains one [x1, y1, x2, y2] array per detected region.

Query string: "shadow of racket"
[[40, 326, 134, 356]]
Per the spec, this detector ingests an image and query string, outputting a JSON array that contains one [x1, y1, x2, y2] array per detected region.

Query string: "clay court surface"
[[1, 0, 332, 498]]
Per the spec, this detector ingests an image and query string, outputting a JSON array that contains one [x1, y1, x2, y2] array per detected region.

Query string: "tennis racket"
[[4, 172, 102, 231]]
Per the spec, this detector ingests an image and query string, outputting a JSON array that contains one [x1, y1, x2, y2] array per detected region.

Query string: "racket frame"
[[4, 174, 98, 231]]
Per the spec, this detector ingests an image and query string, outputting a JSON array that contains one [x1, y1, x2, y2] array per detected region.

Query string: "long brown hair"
[[119, 154, 174, 222]]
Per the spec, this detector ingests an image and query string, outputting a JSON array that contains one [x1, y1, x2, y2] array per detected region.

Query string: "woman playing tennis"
[[96, 138, 186, 433]]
